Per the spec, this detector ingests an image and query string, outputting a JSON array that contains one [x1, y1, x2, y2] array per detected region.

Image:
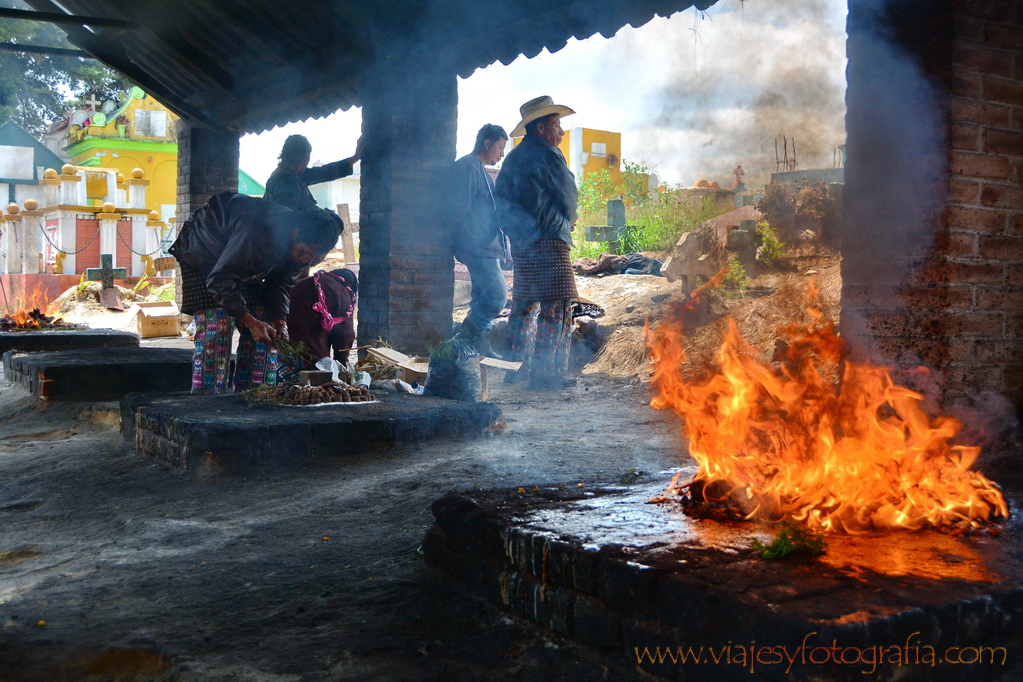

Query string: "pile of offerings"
[[244, 381, 376, 406]]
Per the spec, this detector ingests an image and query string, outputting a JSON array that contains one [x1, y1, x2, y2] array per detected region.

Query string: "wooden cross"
[[83, 94, 100, 112], [85, 254, 127, 311]]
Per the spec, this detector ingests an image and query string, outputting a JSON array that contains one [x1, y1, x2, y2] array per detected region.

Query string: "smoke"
[[599, 0, 847, 188]]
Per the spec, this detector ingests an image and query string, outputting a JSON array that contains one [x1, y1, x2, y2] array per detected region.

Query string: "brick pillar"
[[843, 0, 1023, 418], [176, 122, 240, 225], [841, 0, 956, 377], [358, 65, 457, 353], [945, 0, 1023, 413]]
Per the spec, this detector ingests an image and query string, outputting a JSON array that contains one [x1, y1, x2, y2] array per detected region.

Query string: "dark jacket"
[[169, 193, 324, 322], [287, 271, 357, 366], [264, 159, 355, 211], [449, 154, 503, 260], [495, 134, 577, 248]]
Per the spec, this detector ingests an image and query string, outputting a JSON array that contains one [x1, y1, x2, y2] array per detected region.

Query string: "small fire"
[[1, 283, 75, 331], [646, 280, 1009, 534]]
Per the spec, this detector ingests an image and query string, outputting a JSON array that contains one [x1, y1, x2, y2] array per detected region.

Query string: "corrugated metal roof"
[[25, 0, 716, 133]]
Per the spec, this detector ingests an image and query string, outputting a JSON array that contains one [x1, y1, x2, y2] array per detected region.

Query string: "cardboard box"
[[366, 347, 430, 385], [132, 301, 180, 338], [397, 357, 430, 385]]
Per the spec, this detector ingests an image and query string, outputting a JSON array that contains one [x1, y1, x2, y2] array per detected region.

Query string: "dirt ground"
[[0, 254, 876, 681], [0, 341, 690, 681]]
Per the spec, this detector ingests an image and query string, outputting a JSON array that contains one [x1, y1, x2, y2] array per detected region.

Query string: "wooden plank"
[[480, 357, 522, 372], [336, 203, 357, 264], [366, 347, 411, 365]]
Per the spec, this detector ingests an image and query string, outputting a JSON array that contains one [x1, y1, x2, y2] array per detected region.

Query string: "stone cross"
[[85, 254, 127, 311], [584, 199, 631, 255], [83, 94, 100, 112]]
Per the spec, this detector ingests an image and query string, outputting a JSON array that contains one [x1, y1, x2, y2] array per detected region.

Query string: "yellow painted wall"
[[513, 127, 624, 187], [65, 87, 180, 215], [562, 128, 623, 186]]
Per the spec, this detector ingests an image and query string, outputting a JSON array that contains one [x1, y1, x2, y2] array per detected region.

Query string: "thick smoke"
[[601, 0, 847, 188]]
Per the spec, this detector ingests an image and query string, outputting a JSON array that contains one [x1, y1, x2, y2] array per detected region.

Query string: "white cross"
[[83, 94, 100, 111]]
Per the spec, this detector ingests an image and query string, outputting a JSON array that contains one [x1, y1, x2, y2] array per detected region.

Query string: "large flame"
[[2, 282, 64, 329], [646, 282, 1009, 534]]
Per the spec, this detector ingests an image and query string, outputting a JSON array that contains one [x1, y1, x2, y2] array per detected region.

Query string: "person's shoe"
[[475, 328, 503, 360]]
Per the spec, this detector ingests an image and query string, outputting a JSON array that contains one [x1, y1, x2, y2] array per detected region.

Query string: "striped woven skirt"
[[511, 238, 577, 303]]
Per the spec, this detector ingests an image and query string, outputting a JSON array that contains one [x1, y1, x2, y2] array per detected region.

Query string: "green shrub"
[[756, 222, 787, 265], [721, 255, 748, 299], [571, 189, 722, 260]]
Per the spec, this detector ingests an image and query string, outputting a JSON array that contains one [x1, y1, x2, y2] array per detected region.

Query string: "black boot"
[[457, 322, 502, 360], [475, 327, 503, 360]]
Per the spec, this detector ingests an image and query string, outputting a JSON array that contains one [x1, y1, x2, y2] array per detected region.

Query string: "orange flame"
[[646, 288, 1009, 534], [4, 282, 61, 328]]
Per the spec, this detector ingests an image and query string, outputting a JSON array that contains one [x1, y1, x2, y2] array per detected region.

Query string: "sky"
[[239, 0, 848, 190]]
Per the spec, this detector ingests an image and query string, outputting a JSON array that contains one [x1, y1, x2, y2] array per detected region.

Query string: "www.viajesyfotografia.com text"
[[635, 632, 1007, 675]]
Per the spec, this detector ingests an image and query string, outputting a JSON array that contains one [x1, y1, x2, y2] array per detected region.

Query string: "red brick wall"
[[116, 220, 132, 271], [946, 0, 1023, 411], [843, 0, 1023, 418], [76, 219, 100, 272]]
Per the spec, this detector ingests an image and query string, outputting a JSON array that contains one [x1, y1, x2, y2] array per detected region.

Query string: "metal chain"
[[13, 224, 22, 258], [39, 223, 101, 255], [116, 227, 164, 257]]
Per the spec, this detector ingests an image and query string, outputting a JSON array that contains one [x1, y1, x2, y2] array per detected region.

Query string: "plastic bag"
[[315, 356, 341, 383], [423, 338, 482, 402]]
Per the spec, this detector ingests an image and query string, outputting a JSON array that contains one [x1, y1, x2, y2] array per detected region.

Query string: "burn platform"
[[122, 392, 502, 473], [4, 347, 193, 400], [425, 474, 1023, 681], [0, 328, 139, 356]]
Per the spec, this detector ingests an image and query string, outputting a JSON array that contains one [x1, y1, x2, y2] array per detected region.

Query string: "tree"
[[0, 2, 131, 136]]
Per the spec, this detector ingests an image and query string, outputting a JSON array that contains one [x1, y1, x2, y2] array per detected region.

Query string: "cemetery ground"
[[0, 265, 840, 680], [0, 356, 683, 681]]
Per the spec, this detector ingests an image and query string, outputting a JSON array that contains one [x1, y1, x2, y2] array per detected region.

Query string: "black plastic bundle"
[[423, 337, 482, 402]]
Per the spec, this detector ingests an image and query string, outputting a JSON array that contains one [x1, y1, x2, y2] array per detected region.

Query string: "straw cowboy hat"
[[509, 95, 576, 138]]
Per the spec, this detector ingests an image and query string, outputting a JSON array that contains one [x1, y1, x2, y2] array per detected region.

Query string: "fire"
[[646, 281, 1009, 534], [1, 282, 71, 331]]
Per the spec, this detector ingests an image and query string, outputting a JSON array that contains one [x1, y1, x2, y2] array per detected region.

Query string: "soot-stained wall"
[[842, 0, 1023, 419]]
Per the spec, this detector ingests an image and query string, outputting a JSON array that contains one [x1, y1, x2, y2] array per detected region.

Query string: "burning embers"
[[1, 308, 82, 331], [646, 285, 1009, 535], [0, 284, 83, 331]]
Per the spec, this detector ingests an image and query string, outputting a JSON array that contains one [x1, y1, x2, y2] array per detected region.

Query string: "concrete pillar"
[[59, 166, 85, 206], [58, 210, 77, 275], [40, 169, 61, 208], [0, 216, 6, 274], [4, 207, 23, 274], [176, 122, 239, 225], [358, 64, 458, 353], [21, 201, 42, 274], [98, 205, 120, 267], [115, 173, 127, 206]]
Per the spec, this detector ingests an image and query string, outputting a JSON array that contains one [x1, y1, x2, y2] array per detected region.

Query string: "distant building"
[[52, 87, 263, 221], [0, 120, 67, 206], [560, 127, 623, 186], [307, 161, 361, 223], [770, 168, 845, 186]]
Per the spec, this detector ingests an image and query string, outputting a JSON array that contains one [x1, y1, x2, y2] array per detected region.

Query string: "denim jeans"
[[458, 255, 508, 332]]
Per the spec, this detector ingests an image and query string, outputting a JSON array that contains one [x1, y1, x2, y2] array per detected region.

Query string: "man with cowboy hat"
[[495, 96, 579, 390]]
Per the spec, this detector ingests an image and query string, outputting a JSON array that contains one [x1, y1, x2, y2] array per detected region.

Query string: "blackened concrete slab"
[[5, 348, 193, 400], [424, 475, 1023, 681], [122, 392, 502, 474], [0, 329, 139, 356]]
